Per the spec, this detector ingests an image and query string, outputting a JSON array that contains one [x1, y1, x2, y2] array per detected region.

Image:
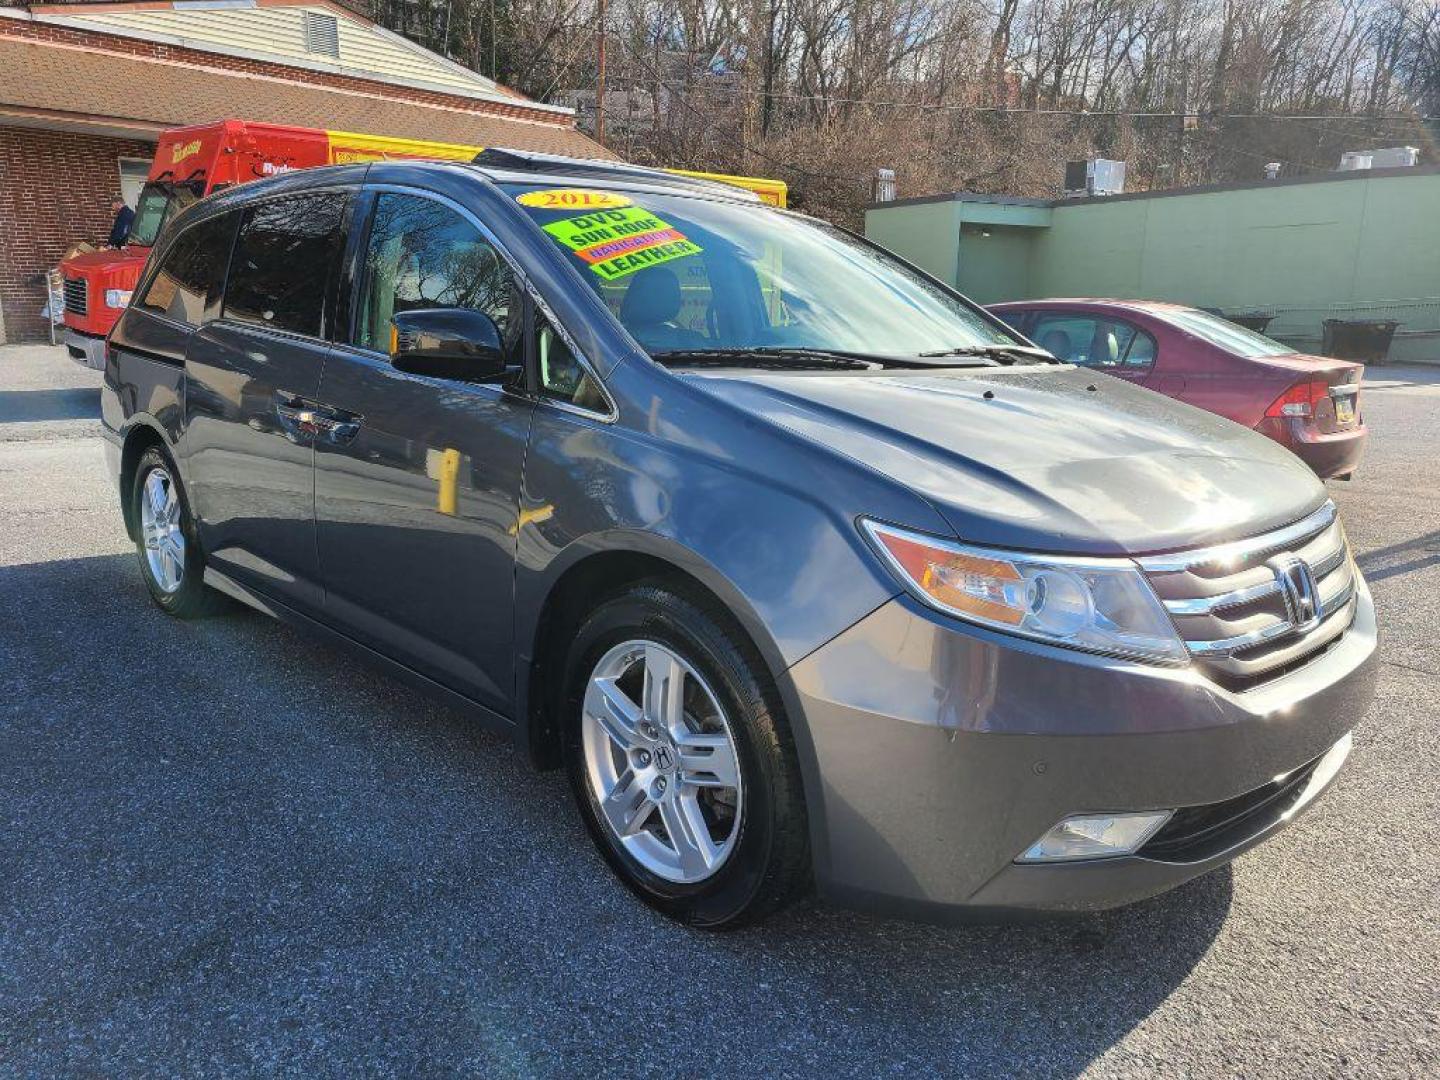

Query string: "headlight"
[[104, 289, 133, 309], [862, 520, 1187, 664]]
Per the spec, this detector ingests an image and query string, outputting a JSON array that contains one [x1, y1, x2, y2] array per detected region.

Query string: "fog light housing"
[[1017, 811, 1173, 863]]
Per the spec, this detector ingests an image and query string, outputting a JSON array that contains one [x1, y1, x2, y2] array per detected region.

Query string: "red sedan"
[[989, 299, 1367, 479]]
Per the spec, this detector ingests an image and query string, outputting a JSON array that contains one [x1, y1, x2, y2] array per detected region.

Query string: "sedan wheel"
[[580, 639, 743, 884]]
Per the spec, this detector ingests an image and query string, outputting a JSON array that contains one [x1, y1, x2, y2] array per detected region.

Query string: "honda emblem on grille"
[[1268, 554, 1321, 632]]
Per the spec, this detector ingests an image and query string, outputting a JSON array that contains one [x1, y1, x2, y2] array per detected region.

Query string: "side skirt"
[[204, 566, 520, 742]]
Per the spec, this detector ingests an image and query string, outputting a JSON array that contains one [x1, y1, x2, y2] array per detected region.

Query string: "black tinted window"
[[138, 211, 237, 326], [224, 193, 347, 337], [355, 193, 520, 356]]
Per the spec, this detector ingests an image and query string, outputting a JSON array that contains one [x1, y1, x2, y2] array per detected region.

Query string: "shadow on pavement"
[[1356, 528, 1440, 583], [0, 552, 1230, 1077], [0, 388, 100, 424]]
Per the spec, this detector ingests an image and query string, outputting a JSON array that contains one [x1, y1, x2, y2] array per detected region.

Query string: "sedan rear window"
[[1156, 308, 1294, 359]]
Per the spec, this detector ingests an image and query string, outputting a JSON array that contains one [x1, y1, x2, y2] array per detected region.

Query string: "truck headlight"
[[104, 289, 133, 309], [862, 520, 1187, 664]]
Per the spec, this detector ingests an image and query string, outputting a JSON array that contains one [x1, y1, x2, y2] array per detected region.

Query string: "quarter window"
[[137, 211, 238, 326], [1030, 313, 1156, 373], [537, 317, 608, 413], [354, 193, 521, 359], [223, 193, 348, 338]]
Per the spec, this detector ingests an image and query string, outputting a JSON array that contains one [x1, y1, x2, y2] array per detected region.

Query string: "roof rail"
[[471, 147, 758, 200]]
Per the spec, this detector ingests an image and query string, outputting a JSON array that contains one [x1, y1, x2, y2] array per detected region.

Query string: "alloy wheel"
[[139, 466, 185, 594], [580, 639, 743, 884]]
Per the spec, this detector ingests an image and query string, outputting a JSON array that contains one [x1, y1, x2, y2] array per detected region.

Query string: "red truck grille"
[[63, 277, 88, 317]]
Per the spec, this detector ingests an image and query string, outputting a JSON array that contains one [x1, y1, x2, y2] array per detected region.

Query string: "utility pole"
[[595, 0, 607, 147]]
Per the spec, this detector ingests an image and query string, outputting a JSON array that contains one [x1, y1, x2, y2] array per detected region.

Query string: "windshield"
[[127, 182, 201, 247], [1155, 308, 1295, 358], [506, 184, 1024, 362]]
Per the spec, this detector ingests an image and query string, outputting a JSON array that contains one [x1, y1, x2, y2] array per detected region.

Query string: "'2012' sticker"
[[542, 206, 702, 281], [516, 188, 633, 210]]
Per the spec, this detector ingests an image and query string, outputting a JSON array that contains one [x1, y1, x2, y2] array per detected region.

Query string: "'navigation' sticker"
[[517, 188, 633, 210], [542, 206, 702, 281]]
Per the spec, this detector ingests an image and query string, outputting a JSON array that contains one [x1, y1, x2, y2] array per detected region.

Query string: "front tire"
[[562, 583, 810, 928], [130, 446, 220, 619]]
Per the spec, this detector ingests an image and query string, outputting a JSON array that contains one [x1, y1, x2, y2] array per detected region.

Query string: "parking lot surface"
[[2, 344, 1437, 1078]]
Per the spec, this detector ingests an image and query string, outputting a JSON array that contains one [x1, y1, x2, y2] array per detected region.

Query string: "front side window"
[[507, 185, 1023, 362], [137, 211, 238, 326], [994, 309, 1030, 334], [128, 182, 201, 248], [1030, 313, 1156, 372], [223, 192, 348, 338], [355, 193, 521, 360]]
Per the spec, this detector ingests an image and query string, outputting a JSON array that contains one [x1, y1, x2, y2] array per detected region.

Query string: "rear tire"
[[130, 446, 221, 619], [562, 583, 810, 928]]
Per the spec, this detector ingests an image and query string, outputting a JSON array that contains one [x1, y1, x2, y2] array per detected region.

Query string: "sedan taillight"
[[1265, 378, 1331, 419]]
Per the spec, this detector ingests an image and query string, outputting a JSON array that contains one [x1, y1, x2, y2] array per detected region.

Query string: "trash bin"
[[1321, 319, 1400, 364], [1225, 312, 1276, 334]]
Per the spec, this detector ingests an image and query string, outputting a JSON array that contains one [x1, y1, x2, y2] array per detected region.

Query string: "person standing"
[[107, 195, 134, 248]]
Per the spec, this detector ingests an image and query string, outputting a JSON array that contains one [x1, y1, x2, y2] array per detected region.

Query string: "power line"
[[607, 42, 870, 184], [602, 74, 1434, 123]]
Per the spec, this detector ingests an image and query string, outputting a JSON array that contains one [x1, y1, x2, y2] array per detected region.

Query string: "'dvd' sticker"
[[542, 205, 703, 281]]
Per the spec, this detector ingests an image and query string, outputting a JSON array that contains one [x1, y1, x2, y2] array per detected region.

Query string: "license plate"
[[1334, 395, 1355, 424]]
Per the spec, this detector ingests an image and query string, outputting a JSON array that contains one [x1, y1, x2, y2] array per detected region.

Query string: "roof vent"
[[1371, 146, 1420, 168], [1063, 159, 1126, 198], [872, 168, 897, 202], [302, 11, 340, 58]]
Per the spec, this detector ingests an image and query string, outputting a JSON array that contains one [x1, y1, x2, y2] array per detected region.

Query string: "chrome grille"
[[1139, 502, 1358, 685], [63, 277, 88, 317]]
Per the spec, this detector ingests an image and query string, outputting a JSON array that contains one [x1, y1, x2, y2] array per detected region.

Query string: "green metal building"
[[864, 166, 1440, 363]]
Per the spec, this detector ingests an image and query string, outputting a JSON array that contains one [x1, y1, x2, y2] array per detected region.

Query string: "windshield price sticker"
[[543, 206, 703, 281], [517, 188, 633, 210]]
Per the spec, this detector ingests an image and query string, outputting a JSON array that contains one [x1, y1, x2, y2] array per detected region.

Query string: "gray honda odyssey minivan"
[[102, 151, 1377, 926]]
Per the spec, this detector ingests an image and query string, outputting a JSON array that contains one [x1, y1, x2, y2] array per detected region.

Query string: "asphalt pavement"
[[1, 344, 1437, 1078]]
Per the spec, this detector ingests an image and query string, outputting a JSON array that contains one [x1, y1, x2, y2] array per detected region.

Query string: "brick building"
[[0, 0, 609, 344]]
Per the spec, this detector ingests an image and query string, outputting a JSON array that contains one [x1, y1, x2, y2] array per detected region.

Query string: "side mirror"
[[389, 308, 507, 382]]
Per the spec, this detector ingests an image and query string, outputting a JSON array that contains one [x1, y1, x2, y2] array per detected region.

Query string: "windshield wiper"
[[917, 344, 1059, 364], [651, 347, 887, 371]]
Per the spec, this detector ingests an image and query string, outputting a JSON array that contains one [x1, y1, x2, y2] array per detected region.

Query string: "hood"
[[689, 365, 1326, 556], [61, 247, 148, 282]]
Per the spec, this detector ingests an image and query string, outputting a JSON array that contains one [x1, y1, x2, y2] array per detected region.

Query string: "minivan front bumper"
[[784, 578, 1377, 920]]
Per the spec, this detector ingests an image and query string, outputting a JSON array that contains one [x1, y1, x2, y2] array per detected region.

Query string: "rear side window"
[[137, 211, 238, 326], [224, 193, 348, 338]]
